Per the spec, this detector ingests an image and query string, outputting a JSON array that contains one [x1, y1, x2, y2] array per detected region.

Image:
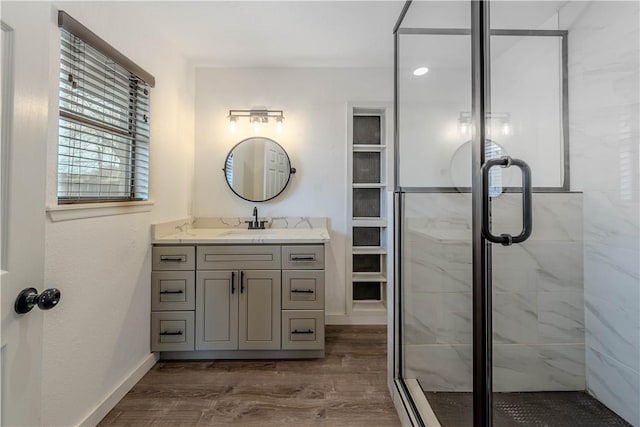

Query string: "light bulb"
[[459, 122, 469, 136], [250, 115, 261, 134], [229, 117, 238, 133], [413, 67, 429, 76], [275, 117, 284, 133], [502, 123, 511, 136]]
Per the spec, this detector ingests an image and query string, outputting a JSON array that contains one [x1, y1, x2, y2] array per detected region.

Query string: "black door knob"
[[14, 287, 61, 314]]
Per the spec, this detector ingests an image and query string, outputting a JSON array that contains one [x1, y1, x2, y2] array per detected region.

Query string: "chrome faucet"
[[245, 206, 266, 230]]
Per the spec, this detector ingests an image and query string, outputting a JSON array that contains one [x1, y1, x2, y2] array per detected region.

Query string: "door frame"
[[470, 1, 492, 424]]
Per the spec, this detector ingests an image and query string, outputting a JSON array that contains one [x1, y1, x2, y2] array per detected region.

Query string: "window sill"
[[46, 200, 154, 222]]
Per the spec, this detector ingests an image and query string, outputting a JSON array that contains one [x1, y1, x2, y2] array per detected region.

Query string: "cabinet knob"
[[14, 287, 61, 314]]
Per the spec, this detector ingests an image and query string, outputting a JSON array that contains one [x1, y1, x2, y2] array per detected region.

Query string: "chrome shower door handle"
[[481, 156, 533, 246]]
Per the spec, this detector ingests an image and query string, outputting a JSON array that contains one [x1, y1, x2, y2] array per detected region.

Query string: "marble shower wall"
[[562, 2, 640, 425], [402, 193, 584, 392]]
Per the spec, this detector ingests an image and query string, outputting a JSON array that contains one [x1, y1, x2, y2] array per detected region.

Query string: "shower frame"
[[392, 1, 571, 425]]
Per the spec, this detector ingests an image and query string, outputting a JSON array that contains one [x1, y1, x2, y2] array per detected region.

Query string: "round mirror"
[[450, 140, 511, 197], [223, 137, 295, 202]]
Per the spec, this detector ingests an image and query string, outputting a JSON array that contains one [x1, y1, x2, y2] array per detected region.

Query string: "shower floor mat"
[[423, 390, 631, 426]]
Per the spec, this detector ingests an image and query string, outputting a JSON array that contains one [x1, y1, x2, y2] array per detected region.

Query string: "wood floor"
[[99, 325, 401, 427]]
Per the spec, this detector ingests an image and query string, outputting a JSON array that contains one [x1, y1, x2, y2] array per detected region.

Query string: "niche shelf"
[[346, 104, 392, 324]]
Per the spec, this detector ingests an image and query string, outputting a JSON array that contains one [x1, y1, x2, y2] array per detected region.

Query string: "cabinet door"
[[239, 270, 281, 350], [196, 271, 239, 350]]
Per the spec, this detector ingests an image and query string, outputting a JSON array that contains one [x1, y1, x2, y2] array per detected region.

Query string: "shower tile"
[[437, 292, 472, 344], [493, 344, 585, 392], [584, 295, 640, 372], [492, 292, 538, 345], [404, 344, 472, 392], [406, 231, 471, 271], [402, 293, 439, 345], [583, 191, 639, 251], [494, 241, 583, 293], [492, 267, 537, 292], [538, 292, 585, 344], [403, 261, 471, 294], [493, 345, 548, 392], [404, 193, 471, 229], [586, 347, 640, 426], [584, 244, 640, 310], [533, 265, 584, 292], [536, 344, 586, 390], [493, 194, 584, 242]]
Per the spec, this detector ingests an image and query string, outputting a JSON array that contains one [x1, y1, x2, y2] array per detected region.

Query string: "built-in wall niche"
[[353, 227, 381, 247], [347, 105, 391, 323]]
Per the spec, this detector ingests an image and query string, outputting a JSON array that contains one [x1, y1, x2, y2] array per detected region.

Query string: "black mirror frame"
[[222, 137, 296, 202]]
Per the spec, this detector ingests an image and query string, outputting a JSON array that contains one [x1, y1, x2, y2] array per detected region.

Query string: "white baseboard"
[[78, 353, 158, 427], [326, 314, 387, 325]]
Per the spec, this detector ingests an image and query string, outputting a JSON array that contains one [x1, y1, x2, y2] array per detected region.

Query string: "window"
[[225, 153, 234, 186], [57, 12, 154, 203]]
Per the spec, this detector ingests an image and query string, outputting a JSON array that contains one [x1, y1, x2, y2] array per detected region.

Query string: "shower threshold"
[[422, 390, 631, 426]]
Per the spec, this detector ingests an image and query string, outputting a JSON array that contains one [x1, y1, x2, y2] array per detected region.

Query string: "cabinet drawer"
[[282, 245, 324, 270], [282, 270, 324, 310], [151, 271, 195, 311], [281, 310, 324, 350], [152, 246, 195, 271], [197, 245, 281, 270], [151, 311, 194, 352]]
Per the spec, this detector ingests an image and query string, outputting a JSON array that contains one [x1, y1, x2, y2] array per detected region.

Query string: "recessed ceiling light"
[[413, 67, 429, 76]]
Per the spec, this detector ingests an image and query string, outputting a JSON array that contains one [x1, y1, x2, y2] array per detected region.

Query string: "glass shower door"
[[395, 0, 476, 423], [394, 1, 639, 426], [485, 1, 639, 426]]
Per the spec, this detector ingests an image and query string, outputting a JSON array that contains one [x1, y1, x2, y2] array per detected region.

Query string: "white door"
[[1, 4, 52, 426], [263, 145, 288, 198]]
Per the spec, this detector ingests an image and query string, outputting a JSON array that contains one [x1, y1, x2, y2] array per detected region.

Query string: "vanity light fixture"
[[228, 109, 285, 133], [458, 111, 511, 137]]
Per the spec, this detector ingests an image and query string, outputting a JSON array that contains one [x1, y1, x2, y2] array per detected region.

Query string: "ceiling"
[[56, 1, 567, 69], [89, 1, 407, 68]]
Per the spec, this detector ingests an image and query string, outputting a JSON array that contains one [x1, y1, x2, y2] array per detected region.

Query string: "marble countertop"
[[152, 217, 330, 244], [153, 227, 330, 244]]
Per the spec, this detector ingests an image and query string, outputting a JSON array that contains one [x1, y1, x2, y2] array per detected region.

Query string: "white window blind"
[[225, 153, 234, 186], [57, 25, 151, 203]]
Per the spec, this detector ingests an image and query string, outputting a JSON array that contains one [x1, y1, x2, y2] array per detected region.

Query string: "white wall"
[[193, 67, 392, 318], [7, 2, 196, 426], [562, 2, 640, 425]]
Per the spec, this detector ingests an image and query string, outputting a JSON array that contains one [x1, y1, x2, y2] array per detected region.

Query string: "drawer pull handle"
[[160, 255, 186, 262], [160, 290, 184, 294], [292, 329, 314, 334], [291, 289, 314, 294], [160, 330, 183, 336], [290, 255, 316, 261]]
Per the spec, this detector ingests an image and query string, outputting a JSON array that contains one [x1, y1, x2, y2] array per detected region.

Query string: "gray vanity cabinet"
[[152, 242, 325, 358], [195, 269, 281, 351]]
